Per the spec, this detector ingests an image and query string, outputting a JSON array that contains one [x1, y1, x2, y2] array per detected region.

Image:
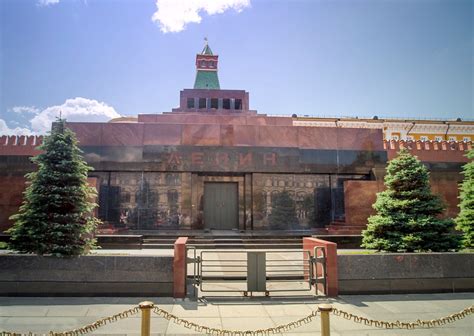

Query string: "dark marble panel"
[[85, 145, 387, 174], [101, 123, 144, 146], [423, 162, 464, 172], [82, 146, 143, 163], [258, 126, 298, 147], [96, 172, 186, 230], [143, 124, 182, 145], [252, 173, 334, 230], [182, 124, 221, 145], [315, 185, 332, 227], [0, 156, 36, 175], [336, 150, 388, 174], [300, 149, 338, 172]]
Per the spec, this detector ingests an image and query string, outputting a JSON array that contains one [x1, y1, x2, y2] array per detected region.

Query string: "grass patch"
[[0, 242, 7, 249]]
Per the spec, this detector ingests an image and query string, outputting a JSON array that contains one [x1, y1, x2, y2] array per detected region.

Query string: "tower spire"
[[194, 39, 220, 89]]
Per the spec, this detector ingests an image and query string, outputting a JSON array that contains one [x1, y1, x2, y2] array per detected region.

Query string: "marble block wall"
[[344, 175, 462, 227]]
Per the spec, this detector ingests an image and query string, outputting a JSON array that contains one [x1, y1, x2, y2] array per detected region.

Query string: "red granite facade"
[[0, 46, 471, 234]]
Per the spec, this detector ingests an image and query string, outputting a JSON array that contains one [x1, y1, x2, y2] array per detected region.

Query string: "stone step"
[[141, 243, 303, 249]]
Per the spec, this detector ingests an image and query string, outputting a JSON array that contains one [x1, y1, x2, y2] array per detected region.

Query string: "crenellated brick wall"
[[0, 135, 44, 156], [383, 140, 472, 162]]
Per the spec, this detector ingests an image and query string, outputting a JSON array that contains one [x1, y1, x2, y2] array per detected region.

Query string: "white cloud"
[[1, 97, 120, 135], [10, 106, 40, 115], [37, 0, 60, 6], [152, 0, 251, 33], [30, 97, 121, 133], [0, 119, 34, 136]]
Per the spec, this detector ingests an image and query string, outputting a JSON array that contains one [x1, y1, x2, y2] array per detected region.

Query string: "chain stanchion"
[[139, 301, 154, 336], [318, 304, 333, 336]]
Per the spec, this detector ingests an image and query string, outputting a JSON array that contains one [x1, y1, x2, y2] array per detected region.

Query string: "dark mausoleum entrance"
[[204, 182, 238, 230]]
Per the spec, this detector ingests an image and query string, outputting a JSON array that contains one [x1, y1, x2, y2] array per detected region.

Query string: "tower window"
[[235, 99, 242, 110], [210, 98, 218, 109], [223, 99, 231, 109], [198, 98, 207, 109], [187, 98, 195, 108]]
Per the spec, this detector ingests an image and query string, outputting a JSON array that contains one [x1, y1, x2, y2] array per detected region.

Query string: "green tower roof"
[[201, 44, 213, 55], [194, 70, 220, 89], [194, 39, 220, 89]]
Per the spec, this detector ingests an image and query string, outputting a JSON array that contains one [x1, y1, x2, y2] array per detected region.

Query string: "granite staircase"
[[141, 235, 304, 249], [326, 221, 366, 235]]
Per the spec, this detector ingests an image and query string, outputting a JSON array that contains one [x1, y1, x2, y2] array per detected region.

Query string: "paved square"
[[0, 293, 472, 335]]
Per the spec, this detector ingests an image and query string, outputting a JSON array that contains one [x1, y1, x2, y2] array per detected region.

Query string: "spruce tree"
[[268, 190, 299, 229], [8, 119, 99, 256], [455, 149, 474, 248], [362, 148, 459, 252]]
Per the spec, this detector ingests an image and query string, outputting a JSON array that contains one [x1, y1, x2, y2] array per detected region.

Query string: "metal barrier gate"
[[187, 247, 327, 297]]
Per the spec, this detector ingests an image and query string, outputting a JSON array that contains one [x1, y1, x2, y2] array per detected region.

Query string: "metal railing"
[[187, 248, 322, 297]]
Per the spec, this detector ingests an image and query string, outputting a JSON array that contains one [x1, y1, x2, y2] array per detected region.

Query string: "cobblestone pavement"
[[0, 293, 473, 335]]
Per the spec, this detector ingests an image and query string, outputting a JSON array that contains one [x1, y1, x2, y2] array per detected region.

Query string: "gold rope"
[[331, 305, 474, 329]]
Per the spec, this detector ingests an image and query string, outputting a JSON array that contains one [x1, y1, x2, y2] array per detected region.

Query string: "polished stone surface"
[[0, 254, 173, 296], [0, 293, 472, 335]]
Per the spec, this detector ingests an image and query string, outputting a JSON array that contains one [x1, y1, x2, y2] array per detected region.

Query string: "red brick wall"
[[0, 176, 27, 232], [0, 135, 43, 156], [344, 177, 461, 227], [0, 176, 100, 233], [344, 180, 383, 227], [384, 140, 471, 163]]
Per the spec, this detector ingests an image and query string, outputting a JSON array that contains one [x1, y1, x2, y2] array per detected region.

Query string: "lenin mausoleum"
[[0, 43, 472, 237]]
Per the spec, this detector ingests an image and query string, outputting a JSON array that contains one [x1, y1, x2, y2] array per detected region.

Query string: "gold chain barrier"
[[0, 306, 140, 336], [152, 306, 319, 335], [1, 302, 473, 336], [331, 304, 474, 330]]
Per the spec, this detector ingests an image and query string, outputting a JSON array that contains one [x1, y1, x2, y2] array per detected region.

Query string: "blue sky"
[[0, 0, 472, 134]]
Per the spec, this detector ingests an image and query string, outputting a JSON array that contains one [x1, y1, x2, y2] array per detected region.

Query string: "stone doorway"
[[203, 182, 238, 230]]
